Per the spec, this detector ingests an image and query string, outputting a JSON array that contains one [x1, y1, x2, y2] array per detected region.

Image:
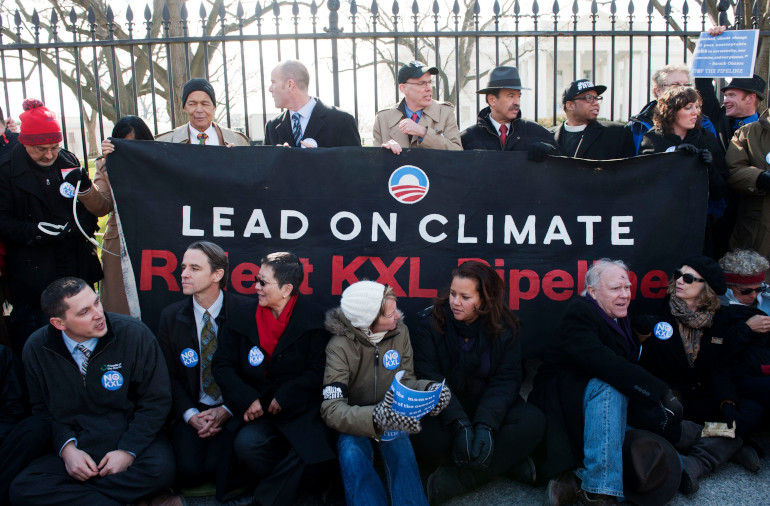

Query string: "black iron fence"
[[0, 0, 767, 165]]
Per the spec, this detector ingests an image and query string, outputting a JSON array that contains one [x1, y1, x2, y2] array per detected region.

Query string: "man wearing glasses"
[[551, 79, 636, 160], [0, 99, 107, 356], [374, 61, 462, 154]]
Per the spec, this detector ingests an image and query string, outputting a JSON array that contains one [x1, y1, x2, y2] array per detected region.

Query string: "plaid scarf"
[[669, 296, 714, 367]]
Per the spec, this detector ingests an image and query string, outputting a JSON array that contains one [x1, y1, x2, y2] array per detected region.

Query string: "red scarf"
[[255, 294, 297, 358]]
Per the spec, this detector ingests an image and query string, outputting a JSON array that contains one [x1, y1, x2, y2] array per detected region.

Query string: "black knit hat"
[[181, 78, 216, 107], [680, 255, 727, 295]]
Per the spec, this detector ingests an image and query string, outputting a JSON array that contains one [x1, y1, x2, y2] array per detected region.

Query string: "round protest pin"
[[654, 322, 674, 340], [180, 348, 198, 368], [382, 350, 401, 370], [59, 182, 76, 198], [248, 346, 264, 367], [101, 371, 124, 391], [665, 146, 677, 153], [766, 152, 770, 165]]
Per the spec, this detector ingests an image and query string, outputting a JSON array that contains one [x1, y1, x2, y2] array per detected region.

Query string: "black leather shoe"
[[544, 470, 580, 506], [578, 490, 618, 505]]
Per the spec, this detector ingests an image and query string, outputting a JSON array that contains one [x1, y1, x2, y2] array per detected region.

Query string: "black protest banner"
[[107, 140, 707, 357]]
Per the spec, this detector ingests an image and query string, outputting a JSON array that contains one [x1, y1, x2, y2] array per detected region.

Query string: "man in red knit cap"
[[0, 99, 108, 356]]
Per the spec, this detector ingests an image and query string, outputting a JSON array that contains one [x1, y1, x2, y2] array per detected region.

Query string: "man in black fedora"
[[461, 65, 559, 157], [551, 78, 636, 160]]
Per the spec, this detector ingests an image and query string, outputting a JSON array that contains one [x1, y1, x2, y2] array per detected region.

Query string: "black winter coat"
[[0, 144, 102, 307], [0, 344, 25, 438], [722, 303, 770, 378], [640, 127, 728, 200], [638, 297, 738, 405], [551, 120, 636, 159], [411, 305, 522, 432], [264, 99, 361, 147], [460, 107, 559, 152], [212, 296, 335, 465], [528, 296, 668, 479]]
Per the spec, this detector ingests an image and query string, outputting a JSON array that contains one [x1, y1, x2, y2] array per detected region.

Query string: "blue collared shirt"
[[733, 112, 759, 131]]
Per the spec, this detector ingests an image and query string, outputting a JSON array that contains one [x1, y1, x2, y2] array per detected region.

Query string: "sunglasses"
[[256, 277, 277, 287], [737, 284, 767, 296], [674, 270, 705, 284]]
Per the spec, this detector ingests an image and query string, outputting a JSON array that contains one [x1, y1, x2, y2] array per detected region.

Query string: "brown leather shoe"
[[544, 470, 580, 506], [578, 489, 618, 506]]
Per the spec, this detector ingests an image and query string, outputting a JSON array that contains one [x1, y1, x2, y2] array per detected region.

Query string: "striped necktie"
[[76, 344, 91, 376], [292, 113, 302, 146], [200, 311, 220, 399], [197, 133, 208, 145]]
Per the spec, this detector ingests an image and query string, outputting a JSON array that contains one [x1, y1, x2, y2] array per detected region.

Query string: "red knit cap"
[[18, 98, 62, 145]]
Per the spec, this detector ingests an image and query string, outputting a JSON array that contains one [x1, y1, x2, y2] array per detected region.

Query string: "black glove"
[[698, 148, 713, 165], [756, 170, 770, 192], [633, 314, 658, 337], [64, 167, 92, 193], [33, 221, 72, 245], [676, 143, 698, 156], [722, 402, 739, 430], [450, 418, 473, 467], [372, 389, 421, 434], [469, 423, 494, 470], [527, 142, 558, 162], [658, 389, 683, 432], [427, 382, 451, 416]]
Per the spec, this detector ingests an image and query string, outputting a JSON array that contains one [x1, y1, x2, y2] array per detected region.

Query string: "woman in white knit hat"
[[321, 280, 450, 505]]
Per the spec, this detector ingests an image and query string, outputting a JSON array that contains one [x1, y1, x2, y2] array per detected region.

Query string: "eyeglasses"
[[663, 82, 693, 88], [674, 270, 705, 284], [737, 284, 767, 296], [256, 277, 278, 287], [403, 79, 434, 88], [573, 95, 603, 103], [29, 145, 60, 156]]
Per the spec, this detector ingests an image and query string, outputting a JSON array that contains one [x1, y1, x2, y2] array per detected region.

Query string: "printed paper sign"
[[691, 30, 759, 78], [381, 370, 444, 441]]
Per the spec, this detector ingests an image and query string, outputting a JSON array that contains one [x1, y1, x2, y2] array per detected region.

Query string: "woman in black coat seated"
[[636, 255, 764, 439], [410, 261, 544, 504]]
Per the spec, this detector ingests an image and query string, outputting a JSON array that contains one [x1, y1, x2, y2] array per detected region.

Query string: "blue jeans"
[[338, 432, 429, 506], [575, 378, 627, 498]]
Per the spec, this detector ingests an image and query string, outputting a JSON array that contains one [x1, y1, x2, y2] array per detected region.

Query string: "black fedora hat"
[[722, 74, 767, 101], [623, 430, 682, 506], [476, 66, 530, 94]]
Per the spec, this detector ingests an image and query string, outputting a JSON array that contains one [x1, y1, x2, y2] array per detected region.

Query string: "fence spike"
[[371, 0, 379, 16], [32, 8, 40, 27], [273, 1, 280, 17], [69, 7, 76, 26], [628, 0, 634, 15], [572, 0, 578, 14], [682, 0, 688, 16], [664, 0, 671, 17], [127, 6, 134, 22], [51, 9, 58, 26], [144, 4, 151, 22], [435, 0, 441, 15], [513, 0, 520, 15], [532, 0, 539, 16], [311, 0, 318, 15], [350, 0, 357, 15], [219, 1, 226, 19], [647, 0, 654, 15], [412, 0, 419, 14], [199, 3, 207, 20], [87, 6, 95, 25], [255, 2, 263, 18], [292, 1, 299, 16], [610, 0, 616, 14], [453, 0, 460, 15], [493, 0, 500, 15], [237, 1, 244, 19], [553, 0, 559, 15], [392, 1, 399, 15], [107, 6, 115, 24], [473, 0, 480, 14], [591, 0, 597, 15], [181, 2, 189, 20], [162, 3, 171, 22]]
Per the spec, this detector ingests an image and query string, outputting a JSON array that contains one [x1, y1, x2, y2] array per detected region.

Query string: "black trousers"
[[0, 416, 50, 506], [9, 436, 175, 505], [411, 398, 545, 479], [234, 418, 305, 506], [172, 416, 236, 499]]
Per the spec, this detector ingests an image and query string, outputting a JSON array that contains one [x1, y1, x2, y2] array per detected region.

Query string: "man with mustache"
[[551, 79, 636, 160], [460, 66, 559, 156], [374, 61, 463, 154]]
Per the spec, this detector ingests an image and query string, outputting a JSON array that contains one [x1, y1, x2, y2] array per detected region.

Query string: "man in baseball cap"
[[550, 78, 636, 159], [156, 77, 250, 146], [0, 98, 107, 355], [373, 61, 462, 154]]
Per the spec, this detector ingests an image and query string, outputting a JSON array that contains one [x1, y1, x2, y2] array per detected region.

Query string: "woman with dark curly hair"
[[410, 261, 544, 504]]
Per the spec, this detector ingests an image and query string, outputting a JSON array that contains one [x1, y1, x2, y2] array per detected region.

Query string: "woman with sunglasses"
[[212, 251, 335, 505], [410, 261, 544, 504], [719, 249, 770, 420], [636, 255, 764, 439], [639, 86, 728, 256], [321, 280, 450, 506]]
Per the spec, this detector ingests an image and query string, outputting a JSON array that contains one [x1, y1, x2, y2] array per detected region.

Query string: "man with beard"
[[374, 61, 462, 154], [0, 99, 107, 356], [460, 66, 559, 159], [551, 79, 636, 160]]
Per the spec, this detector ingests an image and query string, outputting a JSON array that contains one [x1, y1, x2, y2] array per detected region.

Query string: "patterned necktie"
[[76, 344, 91, 377], [499, 124, 508, 146], [200, 311, 220, 399], [292, 113, 302, 146], [411, 112, 419, 123], [197, 133, 208, 145]]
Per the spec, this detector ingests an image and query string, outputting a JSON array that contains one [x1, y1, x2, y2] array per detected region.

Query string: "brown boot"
[[578, 489, 618, 505], [544, 470, 580, 506]]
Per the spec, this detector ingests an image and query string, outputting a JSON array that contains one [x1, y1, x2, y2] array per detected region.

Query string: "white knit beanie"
[[341, 281, 385, 329]]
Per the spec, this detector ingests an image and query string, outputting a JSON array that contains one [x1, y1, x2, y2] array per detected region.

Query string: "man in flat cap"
[[461, 66, 559, 157], [551, 79, 636, 160], [374, 61, 462, 154], [0, 99, 107, 355], [156, 78, 250, 146], [265, 60, 361, 147]]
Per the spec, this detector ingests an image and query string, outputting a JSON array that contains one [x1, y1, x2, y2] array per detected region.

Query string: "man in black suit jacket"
[[264, 60, 361, 147], [551, 79, 636, 160], [157, 241, 251, 500]]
